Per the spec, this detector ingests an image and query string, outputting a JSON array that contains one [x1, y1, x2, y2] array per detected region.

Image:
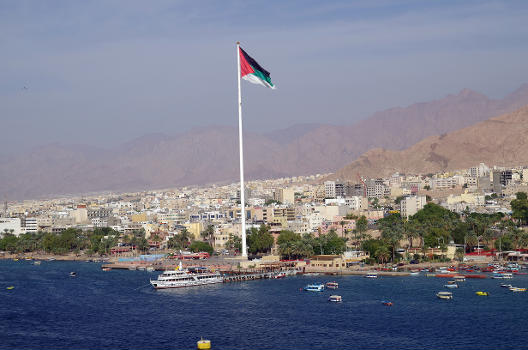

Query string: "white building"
[[0, 218, 23, 236], [400, 196, 427, 218], [324, 181, 336, 199], [24, 217, 38, 233]]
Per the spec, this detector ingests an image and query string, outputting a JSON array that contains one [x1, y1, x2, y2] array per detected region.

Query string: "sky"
[[1, 0, 528, 152]]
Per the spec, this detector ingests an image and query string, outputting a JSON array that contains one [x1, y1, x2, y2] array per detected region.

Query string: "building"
[[23, 217, 38, 234], [324, 181, 336, 199], [400, 196, 427, 218], [0, 218, 23, 236], [273, 188, 295, 205]]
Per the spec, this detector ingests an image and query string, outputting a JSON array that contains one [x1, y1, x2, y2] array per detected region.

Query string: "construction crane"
[[357, 173, 367, 197]]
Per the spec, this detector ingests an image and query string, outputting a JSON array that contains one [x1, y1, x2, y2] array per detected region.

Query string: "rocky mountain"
[[331, 105, 528, 180], [2, 84, 528, 200]]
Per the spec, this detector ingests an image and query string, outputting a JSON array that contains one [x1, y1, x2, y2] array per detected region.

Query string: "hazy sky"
[[2, 0, 528, 152]]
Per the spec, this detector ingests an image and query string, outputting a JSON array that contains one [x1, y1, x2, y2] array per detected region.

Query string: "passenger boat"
[[381, 301, 393, 306], [436, 291, 453, 299], [304, 283, 325, 292], [475, 291, 488, 296], [326, 282, 339, 289], [509, 287, 527, 292], [328, 295, 342, 302], [150, 262, 223, 289], [364, 273, 378, 278]]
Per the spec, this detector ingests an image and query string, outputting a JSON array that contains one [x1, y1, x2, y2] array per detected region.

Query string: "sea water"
[[1, 260, 527, 349]]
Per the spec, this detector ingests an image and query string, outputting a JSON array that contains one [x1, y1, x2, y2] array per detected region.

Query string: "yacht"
[[150, 262, 223, 289]]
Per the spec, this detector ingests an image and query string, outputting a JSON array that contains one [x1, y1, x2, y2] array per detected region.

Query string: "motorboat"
[[444, 283, 458, 289], [409, 271, 420, 276], [274, 272, 286, 279], [364, 273, 378, 278], [381, 301, 393, 306], [146, 266, 155, 272], [69, 272, 77, 277], [509, 287, 527, 292], [454, 275, 466, 282], [500, 284, 512, 288], [150, 262, 223, 289], [436, 291, 453, 299], [102, 267, 111, 271], [475, 291, 489, 296], [328, 295, 342, 302], [326, 282, 339, 289], [304, 283, 325, 292]]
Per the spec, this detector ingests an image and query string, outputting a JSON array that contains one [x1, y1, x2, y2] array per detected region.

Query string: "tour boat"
[[364, 273, 378, 278], [328, 295, 342, 302], [150, 262, 223, 289], [326, 282, 339, 289], [436, 291, 453, 300], [476, 291, 489, 296], [304, 283, 325, 292]]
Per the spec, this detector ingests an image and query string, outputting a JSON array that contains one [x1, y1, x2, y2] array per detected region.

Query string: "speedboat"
[[328, 295, 342, 302], [500, 284, 512, 288], [304, 283, 325, 292], [326, 282, 339, 289], [476, 291, 489, 296], [69, 272, 77, 277], [364, 273, 378, 278], [436, 291, 453, 299], [381, 301, 393, 306], [509, 287, 527, 292]]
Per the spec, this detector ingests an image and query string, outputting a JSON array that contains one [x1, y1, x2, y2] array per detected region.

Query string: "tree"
[[511, 192, 528, 225], [375, 246, 390, 264], [225, 234, 242, 253], [200, 224, 215, 245], [189, 241, 214, 254], [378, 213, 404, 261], [247, 225, 274, 254], [168, 229, 192, 250]]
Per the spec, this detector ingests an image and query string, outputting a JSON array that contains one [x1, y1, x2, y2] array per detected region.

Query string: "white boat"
[[304, 283, 325, 292], [364, 273, 378, 278], [150, 262, 223, 289], [409, 271, 420, 276], [328, 295, 342, 302], [454, 276, 466, 282], [444, 283, 458, 289], [146, 266, 155, 272], [509, 286, 527, 292], [69, 272, 77, 277], [436, 291, 453, 299], [326, 282, 339, 289], [500, 284, 512, 288]]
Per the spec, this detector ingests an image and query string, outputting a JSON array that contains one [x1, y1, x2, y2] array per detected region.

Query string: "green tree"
[[247, 225, 274, 254], [225, 234, 242, 253], [511, 192, 528, 225], [378, 213, 404, 261], [189, 241, 214, 254], [200, 224, 215, 245]]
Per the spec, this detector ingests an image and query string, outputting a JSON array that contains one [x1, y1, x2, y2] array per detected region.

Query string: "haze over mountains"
[[2, 84, 528, 200], [331, 105, 528, 180]]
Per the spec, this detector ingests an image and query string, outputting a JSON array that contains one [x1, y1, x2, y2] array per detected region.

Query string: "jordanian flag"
[[239, 47, 275, 89]]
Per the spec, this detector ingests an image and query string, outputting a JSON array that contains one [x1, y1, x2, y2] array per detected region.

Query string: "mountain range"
[[330, 105, 528, 180], [2, 84, 528, 200]]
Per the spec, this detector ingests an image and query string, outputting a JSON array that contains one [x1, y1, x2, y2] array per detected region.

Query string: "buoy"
[[197, 338, 211, 349], [6, 286, 14, 290]]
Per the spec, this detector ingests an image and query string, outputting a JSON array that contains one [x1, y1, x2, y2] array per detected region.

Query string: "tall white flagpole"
[[236, 41, 247, 258]]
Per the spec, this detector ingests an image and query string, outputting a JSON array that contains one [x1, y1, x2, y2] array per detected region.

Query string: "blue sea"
[[1, 260, 527, 349]]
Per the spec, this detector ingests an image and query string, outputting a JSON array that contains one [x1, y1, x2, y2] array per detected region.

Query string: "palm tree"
[[339, 220, 346, 239], [375, 246, 390, 264]]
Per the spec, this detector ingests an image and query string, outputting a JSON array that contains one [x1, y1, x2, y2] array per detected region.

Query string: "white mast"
[[236, 41, 247, 258]]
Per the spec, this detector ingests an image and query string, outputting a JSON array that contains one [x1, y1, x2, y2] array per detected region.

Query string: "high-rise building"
[[400, 196, 427, 218]]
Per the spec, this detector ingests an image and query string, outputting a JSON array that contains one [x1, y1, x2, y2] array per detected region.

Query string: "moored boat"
[[150, 262, 223, 289], [328, 295, 342, 302], [436, 291, 453, 299], [364, 273, 378, 278], [304, 283, 325, 292], [326, 282, 339, 289]]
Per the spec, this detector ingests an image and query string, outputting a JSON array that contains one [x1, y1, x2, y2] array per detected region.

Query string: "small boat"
[[304, 283, 325, 292], [509, 287, 527, 292], [6, 286, 14, 290], [326, 282, 339, 289], [128, 266, 137, 271], [475, 291, 488, 296], [436, 291, 453, 299], [502, 273, 514, 279], [328, 295, 342, 302], [274, 272, 286, 279], [444, 283, 458, 289], [364, 274, 378, 278], [454, 276, 466, 282], [381, 301, 393, 306], [102, 267, 111, 271], [501, 284, 512, 288], [409, 271, 420, 276], [197, 338, 211, 350], [69, 272, 77, 277], [146, 267, 155, 272], [13, 258, 19, 262], [33, 261, 41, 265]]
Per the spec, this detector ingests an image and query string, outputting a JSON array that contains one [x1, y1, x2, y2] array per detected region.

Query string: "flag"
[[239, 46, 275, 89]]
